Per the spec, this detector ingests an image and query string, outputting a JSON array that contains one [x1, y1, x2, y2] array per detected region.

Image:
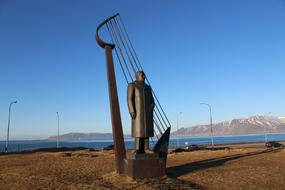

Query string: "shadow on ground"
[[167, 148, 282, 178]]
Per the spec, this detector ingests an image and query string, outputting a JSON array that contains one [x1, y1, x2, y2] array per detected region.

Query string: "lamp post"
[[56, 112, 59, 149], [263, 112, 272, 143], [200, 102, 214, 149], [176, 112, 182, 147], [5, 100, 17, 152]]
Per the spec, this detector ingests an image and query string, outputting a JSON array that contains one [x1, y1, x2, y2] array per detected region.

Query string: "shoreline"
[[0, 140, 284, 156], [1, 131, 285, 142], [1, 133, 285, 153]]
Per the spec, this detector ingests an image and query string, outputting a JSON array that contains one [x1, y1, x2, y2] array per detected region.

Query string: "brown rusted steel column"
[[105, 45, 126, 174]]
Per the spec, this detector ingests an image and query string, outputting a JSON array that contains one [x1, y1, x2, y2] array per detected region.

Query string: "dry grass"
[[0, 144, 284, 189]]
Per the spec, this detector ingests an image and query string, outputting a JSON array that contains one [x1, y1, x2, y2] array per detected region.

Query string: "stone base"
[[124, 153, 165, 179]]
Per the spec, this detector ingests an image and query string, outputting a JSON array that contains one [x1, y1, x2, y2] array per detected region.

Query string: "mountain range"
[[172, 115, 285, 136], [48, 133, 131, 141], [47, 115, 285, 140]]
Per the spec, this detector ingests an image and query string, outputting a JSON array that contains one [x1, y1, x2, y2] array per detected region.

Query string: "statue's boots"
[[134, 137, 147, 155]]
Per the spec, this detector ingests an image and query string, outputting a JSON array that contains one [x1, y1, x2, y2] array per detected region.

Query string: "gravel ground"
[[0, 143, 284, 190]]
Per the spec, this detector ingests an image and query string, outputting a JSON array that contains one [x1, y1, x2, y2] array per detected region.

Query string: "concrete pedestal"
[[124, 153, 165, 179]]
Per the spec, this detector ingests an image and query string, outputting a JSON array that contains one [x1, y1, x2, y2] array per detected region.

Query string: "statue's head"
[[135, 71, 145, 82]]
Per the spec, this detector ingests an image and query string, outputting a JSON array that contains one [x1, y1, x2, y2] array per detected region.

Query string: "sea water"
[[1, 133, 285, 152]]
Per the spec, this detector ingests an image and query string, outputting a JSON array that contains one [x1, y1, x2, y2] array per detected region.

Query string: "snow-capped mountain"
[[172, 115, 285, 136], [278, 116, 285, 123]]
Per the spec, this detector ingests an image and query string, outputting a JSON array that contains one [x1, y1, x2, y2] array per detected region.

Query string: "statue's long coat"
[[127, 81, 155, 138]]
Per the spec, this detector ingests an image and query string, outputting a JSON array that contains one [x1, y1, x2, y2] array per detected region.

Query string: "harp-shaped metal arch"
[[96, 13, 171, 174], [96, 13, 119, 49]]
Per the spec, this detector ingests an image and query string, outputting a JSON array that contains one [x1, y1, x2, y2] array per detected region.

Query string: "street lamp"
[[200, 102, 214, 149], [5, 100, 17, 152], [263, 112, 272, 143], [176, 112, 182, 147], [56, 112, 59, 149]]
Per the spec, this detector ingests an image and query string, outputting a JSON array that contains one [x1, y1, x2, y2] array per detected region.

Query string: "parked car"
[[171, 148, 185, 153], [265, 141, 284, 148], [103, 144, 114, 150], [186, 144, 200, 151]]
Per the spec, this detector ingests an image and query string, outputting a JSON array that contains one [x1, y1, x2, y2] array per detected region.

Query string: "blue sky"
[[0, 0, 285, 139]]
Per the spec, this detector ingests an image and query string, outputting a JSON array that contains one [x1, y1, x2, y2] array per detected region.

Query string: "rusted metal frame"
[[96, 13, 119, 49], [97, 14, 171, 169], [96, 13, 126, 174], [105, 45, 126, 174]]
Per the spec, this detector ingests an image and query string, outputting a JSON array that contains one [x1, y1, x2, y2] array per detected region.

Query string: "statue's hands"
[[130, 112, 136, 119]]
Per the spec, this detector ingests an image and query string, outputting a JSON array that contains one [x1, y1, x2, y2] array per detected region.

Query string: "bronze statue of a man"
[[127, 71, 155, 154]]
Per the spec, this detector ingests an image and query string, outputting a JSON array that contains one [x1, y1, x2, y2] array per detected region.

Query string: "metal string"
[[105, 16, 171, 142], [106, 24, 129, 83], [114, 17, 170, 131], [111, 20, 137, 74], [108, 22, 134, 82], [118, 15, 143, 71], [115, 17, 141, 71], [109, 20, 167, 136], [153, 117, 163, 135], [153, 129, 159, 139], [154, 110, 166, 131], [118, 15, 171, 128]]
